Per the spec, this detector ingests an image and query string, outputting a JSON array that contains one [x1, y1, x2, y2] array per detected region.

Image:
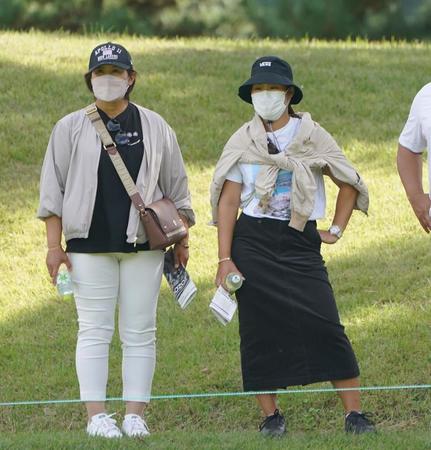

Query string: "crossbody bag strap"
[[85, 103, 147, 215]]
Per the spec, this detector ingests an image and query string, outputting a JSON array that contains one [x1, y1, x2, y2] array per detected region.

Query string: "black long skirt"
[[231, 213, 359, 391]]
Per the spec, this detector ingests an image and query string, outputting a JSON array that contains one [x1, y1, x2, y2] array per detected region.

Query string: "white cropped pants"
[[68, 251, 164, 402]]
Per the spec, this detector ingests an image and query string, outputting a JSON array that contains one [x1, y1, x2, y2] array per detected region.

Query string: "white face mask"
[[91, 75, 130, 102], [251, 90, 288, 121]]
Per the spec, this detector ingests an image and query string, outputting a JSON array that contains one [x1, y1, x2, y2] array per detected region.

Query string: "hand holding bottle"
[[225, 272, 244, 293], [215, 259, 243, 292], [46, 247, 72, 285]]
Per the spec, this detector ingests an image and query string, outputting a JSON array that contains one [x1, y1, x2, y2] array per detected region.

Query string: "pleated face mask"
[[251, 90, 288, 121], [91, 75, 130, 102]]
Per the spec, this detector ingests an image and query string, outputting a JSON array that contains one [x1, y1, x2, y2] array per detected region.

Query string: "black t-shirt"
[[67, 103, 150, 253]]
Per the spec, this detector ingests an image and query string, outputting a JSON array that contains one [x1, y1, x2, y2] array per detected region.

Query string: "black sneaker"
[[345, 411, 376, 434], [259, 409, 286, 437]]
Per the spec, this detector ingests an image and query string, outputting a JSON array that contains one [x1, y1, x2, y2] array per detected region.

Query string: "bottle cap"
[[231, 274, 241, 283]]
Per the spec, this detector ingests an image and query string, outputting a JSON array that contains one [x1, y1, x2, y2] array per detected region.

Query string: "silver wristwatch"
[[328, 224, 343, 239]]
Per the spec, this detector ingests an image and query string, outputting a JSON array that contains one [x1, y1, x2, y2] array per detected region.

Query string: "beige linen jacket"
[[210, 112, 368, 231], [38, 103, 195, 243]]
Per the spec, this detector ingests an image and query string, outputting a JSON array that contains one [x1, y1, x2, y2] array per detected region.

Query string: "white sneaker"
[[86, 413, 123, 438], [122, 414, 150, 438]]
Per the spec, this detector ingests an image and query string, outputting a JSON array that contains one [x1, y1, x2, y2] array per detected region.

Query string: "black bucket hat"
[[238, 56, 303, 105], [86, 42, 133, 75]]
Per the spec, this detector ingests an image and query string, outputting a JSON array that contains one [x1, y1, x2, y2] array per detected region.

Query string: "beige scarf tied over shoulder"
[[210, 112, 369, 231]]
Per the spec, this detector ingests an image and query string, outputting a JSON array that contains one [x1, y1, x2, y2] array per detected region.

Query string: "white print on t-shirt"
[[128, 139, 141, 146]]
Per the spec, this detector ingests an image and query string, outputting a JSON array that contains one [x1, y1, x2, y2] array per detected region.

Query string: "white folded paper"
[[163, 248, 197, 309], [209, 286, 238, 325]]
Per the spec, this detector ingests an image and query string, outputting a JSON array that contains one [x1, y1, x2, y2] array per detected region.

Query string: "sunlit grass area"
[[0, 31, 430, 449]]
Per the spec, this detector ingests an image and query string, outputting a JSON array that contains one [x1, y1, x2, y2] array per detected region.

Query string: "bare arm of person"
[[319, 170, 359, 244], [45, 215, 72, 284], [397, 144, 431, 233], [215, 180, 243, 289]]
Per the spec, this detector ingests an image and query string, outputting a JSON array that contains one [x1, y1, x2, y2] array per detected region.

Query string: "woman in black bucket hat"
[[211, 56, 375, 437], [238, 56, 303, 105]]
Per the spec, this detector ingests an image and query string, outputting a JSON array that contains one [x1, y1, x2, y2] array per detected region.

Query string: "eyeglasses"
[[267, 138, 280, 154], [107, 119, 130, 145]]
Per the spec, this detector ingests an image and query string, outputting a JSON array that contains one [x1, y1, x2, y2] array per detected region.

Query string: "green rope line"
[[1, 384, 430, 407]]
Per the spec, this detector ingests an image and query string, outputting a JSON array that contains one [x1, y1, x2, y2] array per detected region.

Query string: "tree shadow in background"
[[3, 43, 431, 171]]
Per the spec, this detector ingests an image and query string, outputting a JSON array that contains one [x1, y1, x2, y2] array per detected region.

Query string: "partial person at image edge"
[[37, 42, 194, 439], [211, 55, 376, 437], [398, 82, 431, 233]]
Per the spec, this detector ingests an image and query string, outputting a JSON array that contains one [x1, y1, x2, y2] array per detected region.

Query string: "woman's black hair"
[[287, 86, 301, 118], [288, 104, 301, 118], [84, 69, 137, 100]]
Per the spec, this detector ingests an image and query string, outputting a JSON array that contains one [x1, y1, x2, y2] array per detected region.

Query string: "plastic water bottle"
[[56, 270, 73, 301], [225, 272, 243, 293]]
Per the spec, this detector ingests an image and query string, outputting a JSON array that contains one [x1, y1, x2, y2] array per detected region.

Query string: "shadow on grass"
[[1, 37, 430, 435], [0, 233, 430, 434], [3, 42, 431, 171]]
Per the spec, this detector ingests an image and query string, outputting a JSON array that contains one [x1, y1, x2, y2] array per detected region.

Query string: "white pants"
[[68, 251, 164, 402]]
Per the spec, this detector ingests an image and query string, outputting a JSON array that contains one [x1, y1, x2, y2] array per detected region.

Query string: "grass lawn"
[[0, 31, 430, 448], [1, 430, 431, 449]]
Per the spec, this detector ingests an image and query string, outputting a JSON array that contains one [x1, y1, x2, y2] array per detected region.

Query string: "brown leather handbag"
[[131, 194, 187, 250], [138, 198, 186, 250], [85, 104, 187, 250]]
